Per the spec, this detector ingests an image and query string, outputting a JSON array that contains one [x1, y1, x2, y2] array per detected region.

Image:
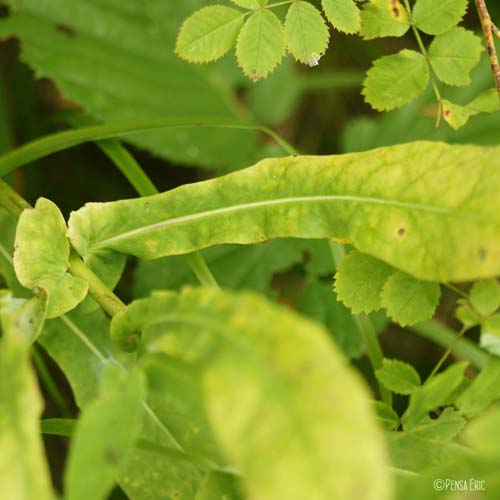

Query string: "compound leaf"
[[413, 0, 468, 35], [363, 50, 429, 111], [381, 272, 440, 326], [236, 9, 286, 80], [285, 1, 329, 66], [376, 358, 421, 395], [322, 0, 360, 34], [334, 251, 395, 314], [68, 142, 500, 284], [112, 288, 391, 500], [175, 6, 244, 63], [429, 28, 483, 87], [13, 198, 88, 318], [359, 0, 410, 39]]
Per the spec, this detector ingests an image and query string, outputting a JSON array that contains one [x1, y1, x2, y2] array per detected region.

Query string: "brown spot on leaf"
[[397, 227, 406, 236], [55, 24, 77, 38]]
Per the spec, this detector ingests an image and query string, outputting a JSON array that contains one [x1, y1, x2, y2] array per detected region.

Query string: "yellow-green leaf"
[[413, 0, 468, 35], [359, 0, 410, 39], [236, 9, 286, 81], [285, 1, 330, 66], [13, 198, 88, 318], [322, 0, 360, 34], [175, 6, 245, 63]]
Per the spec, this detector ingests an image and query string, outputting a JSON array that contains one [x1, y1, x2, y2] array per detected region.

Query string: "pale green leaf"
[[376, 358, 421, 395], [176, 6, 244, 63], [470, 279, 500, 317], [429, 28, 483, 87], [322, 0, 360, 34], [455, 298, 481, 327], [68, 142, 500, 284], [112, 288, 392, 500], [467, 88, 500, 113], [65, 366, 145, 500], [442, 99, 474, 130], [285, 1, 329, 66], [13, 198, 88, 318], [381, 272, 440, 326], [403, 362, 468, 429], [374, 401, 399, 431], [0, 292, 47, 344], [0, 304, 53, 500], [413, 0, 468, 35], [195, 472, 242, 500], [480, 314, 500, 356], [363, 50, 429, 111], [236, 9, 286, 81], [230, 0, 266, 8], [0, 0, 257, 169], [457, 356, 500, 417], [464, 406, 500, 458], [359, 0, 410, 39], [0, 208, 23, 294], [334, 251, 394, 314]]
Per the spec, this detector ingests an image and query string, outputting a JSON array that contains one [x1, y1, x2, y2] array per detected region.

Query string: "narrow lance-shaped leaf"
[[0, 294, 53, 500], [112, 288, 392, 500], [14, 198, 88, 318], [68, 142, 500, 283]]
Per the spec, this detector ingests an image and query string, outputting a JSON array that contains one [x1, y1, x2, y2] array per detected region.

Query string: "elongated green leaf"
[[13, 198, 88, 318], [194, 472, 242, 500], [334, 251, 395, 314], [65, 366, 145, 500], [0, 300, 53, 500], [322, 0, 360, 34], [0, 0, 257, 168], [374, 401, 399, 431], [376, 358, 421, 395], [0, 208, 22, 293], [413, 0, 468, 35], [236, 9, 286, 81], [359, 0, 410, 39], [363, 50, 429, 111], [231, 0, 265, 8], [381, 272, 441, 326], [285, 1, 329, 66], [429, 28, 483, 87], [69, 142, 500, 283], [403, 362, 468, 429], [112, 288, 391, 500], [176, 6, 245, 63]]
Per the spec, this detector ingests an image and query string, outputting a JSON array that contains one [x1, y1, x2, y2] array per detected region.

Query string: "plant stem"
[[184, 253, 221, 290], [328, 241, 392, 406], [0, 178, 29, 217], [0, 117, 298, 178], [411, 320, 488, 370], [67, 253, 126, 317], [475, 0, 500, 102]]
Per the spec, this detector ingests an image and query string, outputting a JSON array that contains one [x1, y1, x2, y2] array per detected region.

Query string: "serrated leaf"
[[413, 0, 468, 35], [381, 272, 440, 326], [403, 362, 468, 429], [334, 251, 395, 314], [230, 0, 266, 8], [176, 6, 244, 63], [457, 357, 500, 417], [363, 50, 429, 111], [376, 358, 421, 395], [480, 314, 500, 356], [455, 299, 481, 327], [236, 9, 286, 81], [374, 401, 399, 430], [359, 0, 410, 39], [13, 198, 88, 318], [0, 301, 53, 500], [285, 1, 329, 66], [112, 288, 391, 500], [0, 0, 257, 169], [68, 142, 500, 284], [429, 28, 483, 87], [442, 99, 474, 130], [65, 366, 146, 500], [470, 279, 500, 317], [322, 0, 360, 34]]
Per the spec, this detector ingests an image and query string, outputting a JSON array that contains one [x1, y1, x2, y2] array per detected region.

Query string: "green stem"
[[411, 320, 488, 370], [0, 117, 298, 178], [328, 241, 392, 406], [184, 253, 221, 290], [68, 252, 126, 317], [0, 179, 29, 217]]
